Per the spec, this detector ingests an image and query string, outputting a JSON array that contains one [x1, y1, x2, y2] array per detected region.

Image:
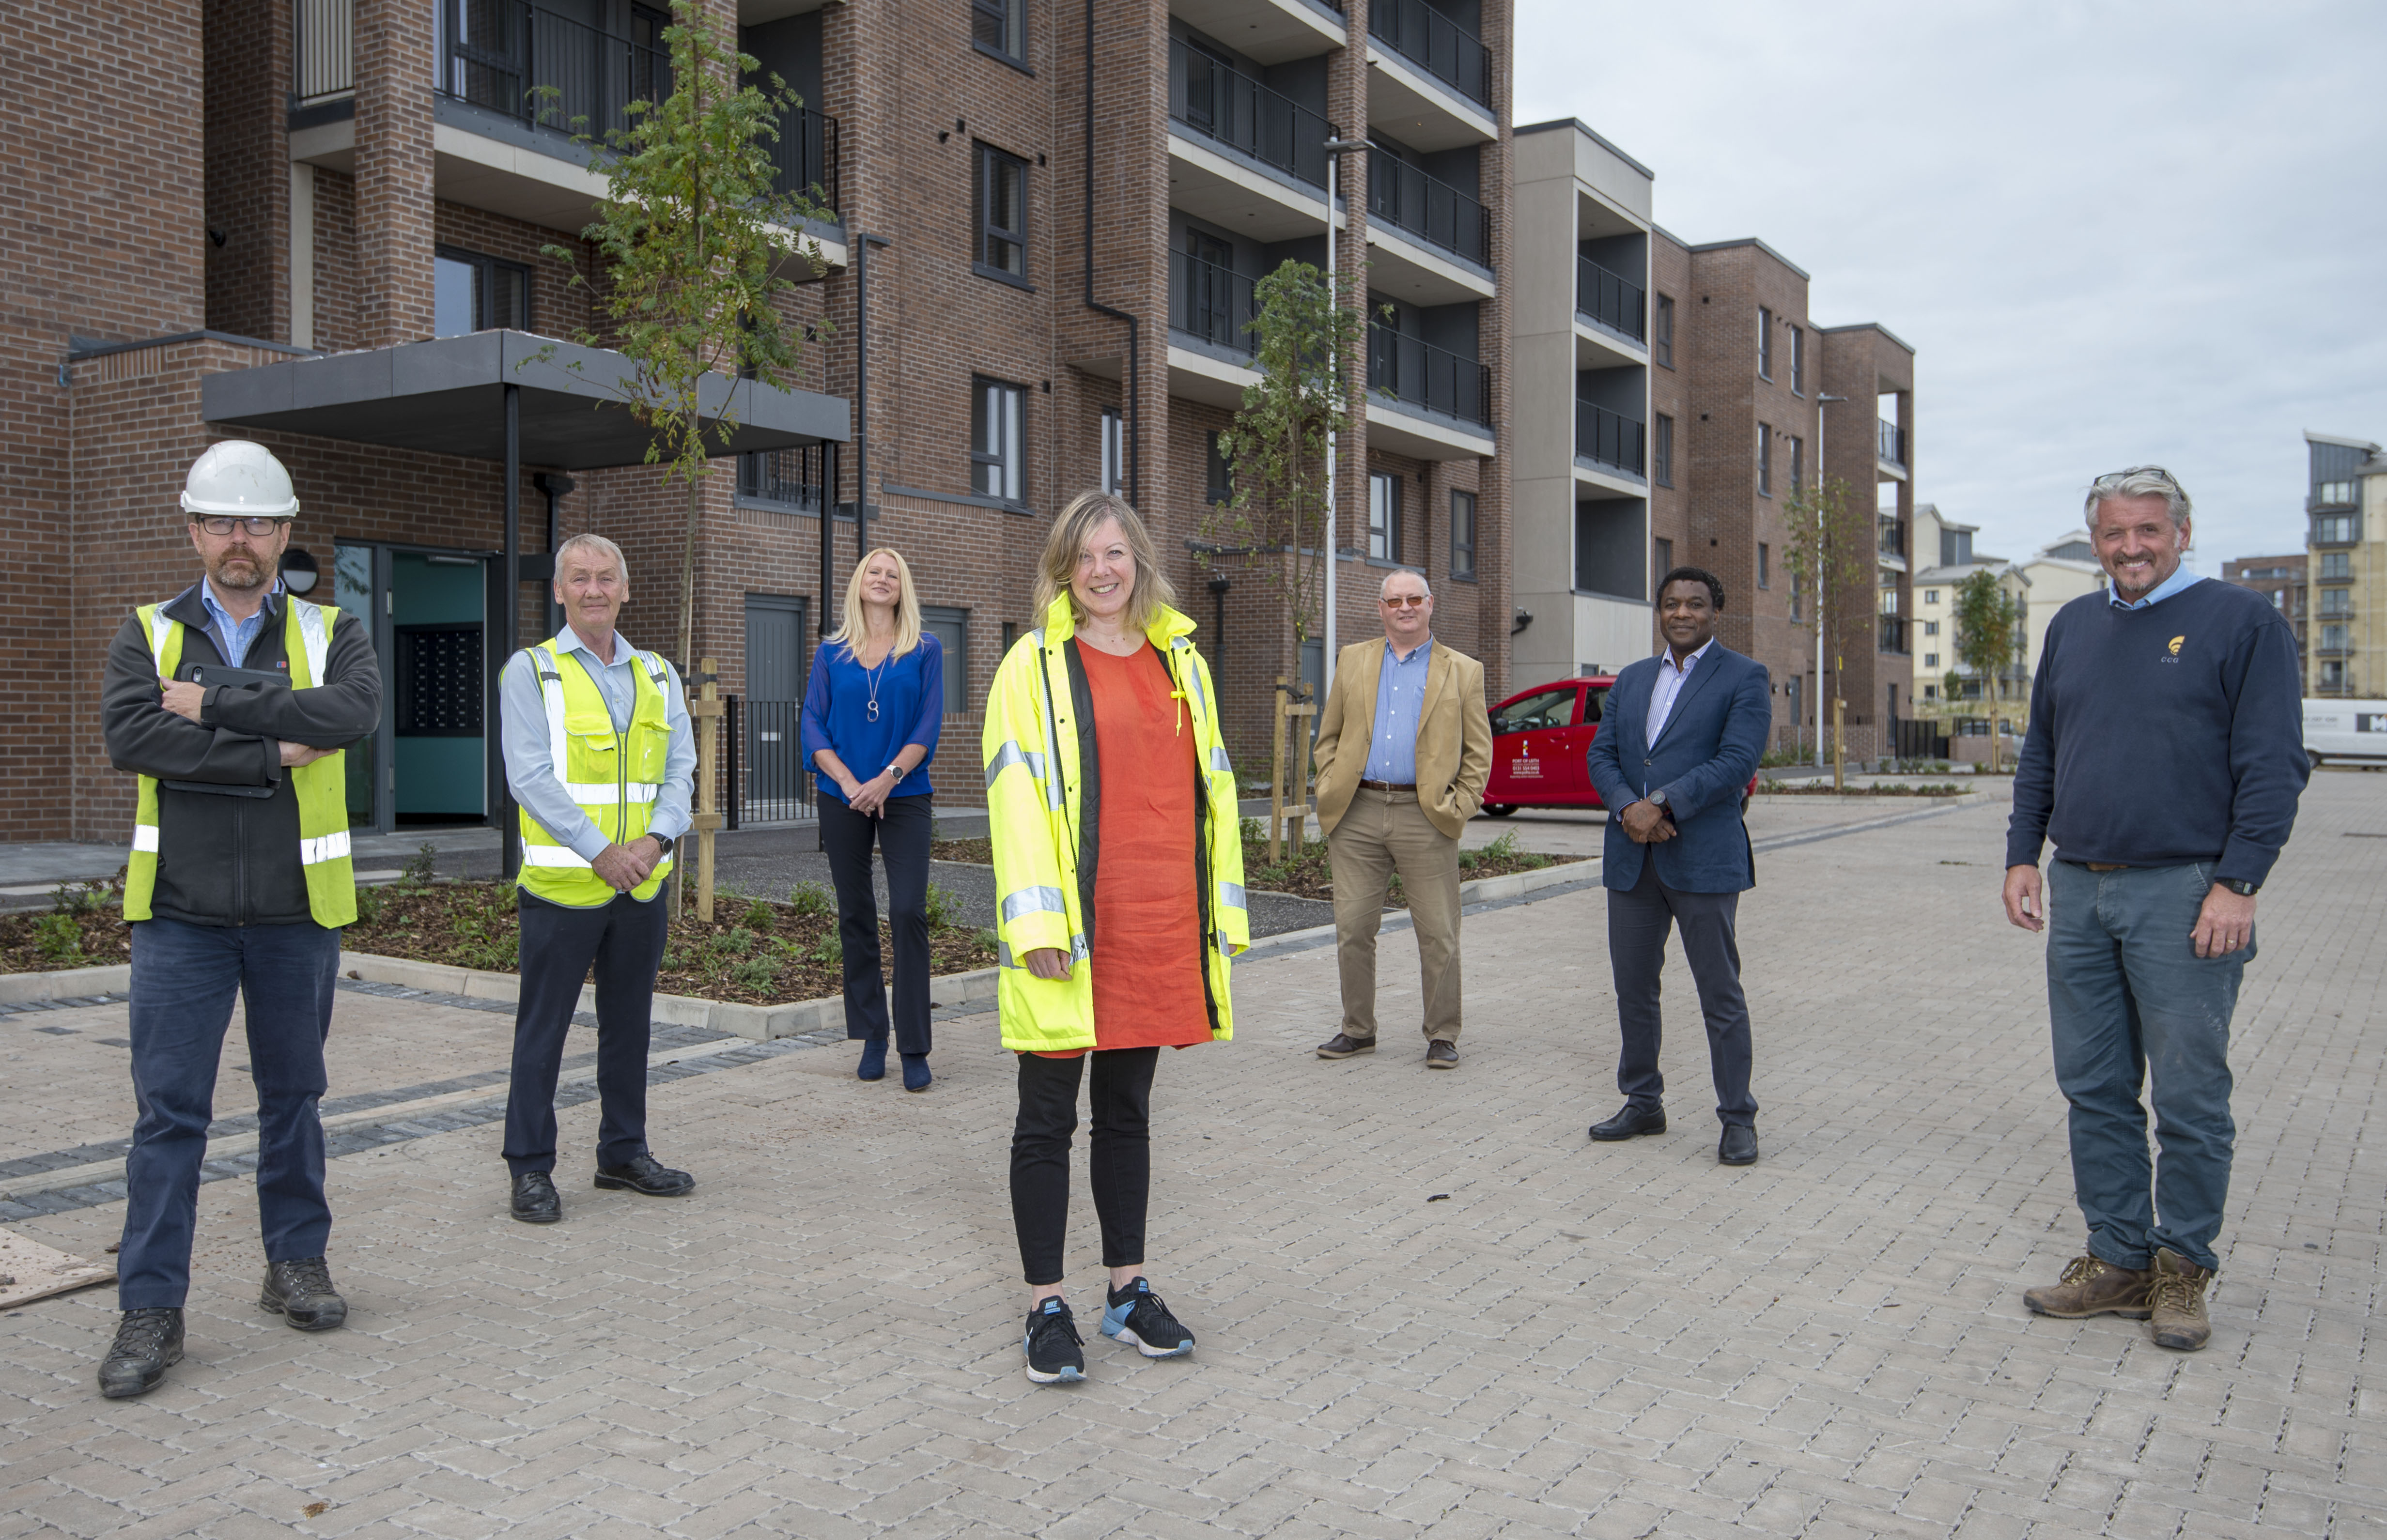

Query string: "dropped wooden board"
[[0, 1230, 115, 1310]]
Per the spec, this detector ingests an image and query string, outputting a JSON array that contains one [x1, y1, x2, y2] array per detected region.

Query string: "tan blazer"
[[1313, 637, 1494, 840]]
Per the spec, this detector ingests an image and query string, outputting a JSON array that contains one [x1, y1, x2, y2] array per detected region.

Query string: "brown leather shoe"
[[2023, 1254, 2152, 1320], [1316, 1033, 1376, 1059], [2147, 1248, 2213, 1351]]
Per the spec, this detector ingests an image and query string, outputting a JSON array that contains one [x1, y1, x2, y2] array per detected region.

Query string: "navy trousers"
[[503, 889, 668, 1177], [119, 916, 341, 1310], [1606, 858, 1758, 1127], [818, 793, 934, 1056]]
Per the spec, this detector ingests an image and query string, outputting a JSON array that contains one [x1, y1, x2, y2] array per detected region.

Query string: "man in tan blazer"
[[1311, 569, 1494, 1066]]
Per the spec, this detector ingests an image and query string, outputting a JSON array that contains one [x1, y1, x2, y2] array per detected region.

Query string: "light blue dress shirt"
[[1645, 636, 1715, 746], [500, 627, 696, 872], [2109, 564, 2204, 610], [198, 578, 282, 668], [1363, 636, 1434, 784]]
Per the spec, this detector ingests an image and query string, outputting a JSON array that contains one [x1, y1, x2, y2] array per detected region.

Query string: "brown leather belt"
[[1357, 779, 1415, 792], [2083, 862, 2132, 872]]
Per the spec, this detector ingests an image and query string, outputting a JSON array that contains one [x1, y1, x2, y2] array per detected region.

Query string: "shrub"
[[51, 881, 103, 916], [354, 886, 386, 927], [924, 885, 964, 931], [810, 930, 843, 967], [730, 957, 779, 993], [32, 913, 82, 961], [402, 842, 439, 885], [1239, 815, 1264, 844], [788, 881, 833, 917], [741, 898, 776, 932]]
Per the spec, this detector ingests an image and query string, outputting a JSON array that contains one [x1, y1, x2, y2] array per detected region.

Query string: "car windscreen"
[[1492, 689, 1574, 735], [1581, 686, 1609, 724]]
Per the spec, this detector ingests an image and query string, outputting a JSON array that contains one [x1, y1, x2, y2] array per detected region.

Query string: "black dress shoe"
[[594, 1153, 696, 1197], [1589, 1103, 1666, 1141], [1719, 1124, 1759, 1166], [1425, 1040, 1458, 1068], [98, 1308, 184, 1399], [259, 1257, 348, 1331], [511, 1170, 562, 1224], [1316, 1032, 1377, 1059]]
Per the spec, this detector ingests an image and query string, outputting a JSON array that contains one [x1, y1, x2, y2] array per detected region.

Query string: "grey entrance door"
[[744, 594, 809, 821]]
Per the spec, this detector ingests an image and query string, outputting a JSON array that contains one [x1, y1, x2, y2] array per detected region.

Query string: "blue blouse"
[[800, 633, 943, 802]]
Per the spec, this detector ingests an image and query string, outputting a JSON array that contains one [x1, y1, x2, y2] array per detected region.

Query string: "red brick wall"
[[354, 0, 434, 346], [203, 0, 290, 341]]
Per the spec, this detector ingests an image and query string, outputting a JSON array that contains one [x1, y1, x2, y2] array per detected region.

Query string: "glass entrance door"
[[333, 542, 494, 833]]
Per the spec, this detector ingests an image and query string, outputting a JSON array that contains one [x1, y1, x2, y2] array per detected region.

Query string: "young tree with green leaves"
[[1950, 567, 2023, 769], [1778, 474, 1872, 759], [539, 0, 828, 668]]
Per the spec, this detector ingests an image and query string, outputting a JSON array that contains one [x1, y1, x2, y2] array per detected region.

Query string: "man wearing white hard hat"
[[95, 440, 382, 1399]]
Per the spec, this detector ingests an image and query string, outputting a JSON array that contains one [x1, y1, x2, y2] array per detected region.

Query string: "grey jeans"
[[2046, 859, 2247, 1273]]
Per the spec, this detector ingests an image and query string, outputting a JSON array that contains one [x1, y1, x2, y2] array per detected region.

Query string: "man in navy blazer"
[[1584, 566, 1772, 1165]]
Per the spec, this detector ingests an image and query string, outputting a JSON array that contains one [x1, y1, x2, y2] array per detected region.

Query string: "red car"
[[1480, 677, 1756, 817]]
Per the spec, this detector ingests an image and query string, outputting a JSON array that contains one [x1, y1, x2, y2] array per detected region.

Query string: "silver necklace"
[[862, 642, 891, 721]]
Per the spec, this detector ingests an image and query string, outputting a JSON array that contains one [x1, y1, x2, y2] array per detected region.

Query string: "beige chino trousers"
[[1328, 786, 1464, 1043]]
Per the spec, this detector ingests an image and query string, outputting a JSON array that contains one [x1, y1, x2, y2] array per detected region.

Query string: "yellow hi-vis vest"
[[516, 635, 676, 907], [124, 597, 357, 927]]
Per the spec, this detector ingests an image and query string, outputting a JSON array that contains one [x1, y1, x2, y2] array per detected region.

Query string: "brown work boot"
[[2023, 1254, 2152, 1320], [2147, 1248, 2214, 1351]]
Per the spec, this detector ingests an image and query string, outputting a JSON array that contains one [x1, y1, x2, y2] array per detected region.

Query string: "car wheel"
[[1482, 803, 1517, 817], [1741, 793, 1752, 815], [2310, 751, 2325, 770]]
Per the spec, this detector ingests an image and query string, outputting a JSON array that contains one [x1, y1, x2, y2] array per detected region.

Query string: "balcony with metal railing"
[[1169, 38, 1338, 193], [1877, 516, 1906, 558], [1368, 148, 1488, 268], [1369, 323, 1489, 430], [737, 445, 827, 512], [1575, 400, 1645, 478], [295, 0, 355, 106], [1367, 0, 1490, 109], [1576, 256, 1644, 343], [1879, 617, 1910, 655], [1169, 250, 1260, 359], [1878, 418, 1906, 469]]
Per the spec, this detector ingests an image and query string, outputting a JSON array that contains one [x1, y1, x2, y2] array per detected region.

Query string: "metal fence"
[[737, 446, 827, 511], [1168, 38, 1338, 189], [294, 0, 354, 102], [1577, 256, 1644, 340], [1878, 418, 1906, 467], [1369, 324, 1490, 427], [1890, 718, 1951, 760], [733, 698, 814, 825], [1367, 0, 1491, 108], [1368, 150, 1488, 266], [1170, 250, 1259, 354], [1575, 400, 1645, 476], [760, 105, 839, 213], [438, 0, 670, 142]]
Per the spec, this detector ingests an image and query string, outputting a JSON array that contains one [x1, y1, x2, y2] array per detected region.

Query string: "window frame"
[[1100, 407, 1124, 494], [1756, 422, 1772, 497], [921, 605, 971, 714], [1788, 434, 1804, 492], [1757, 542, 1769, 589], [1653, 413, 1674, 487], [1789, 325, 1805, 395], [433, 244, 531, 338], [1450, 489, 1476, 581], [973, 142, 1031, 288], [1652, 537, 1673, 595], [971, 0, 1027, 67], [1368, 471, 1402, 563], [1653, 293, 1674, 369], [1757, 307, 1773, 380], [2319, 586, 2353, 616], [970, 375, 1028, 505]]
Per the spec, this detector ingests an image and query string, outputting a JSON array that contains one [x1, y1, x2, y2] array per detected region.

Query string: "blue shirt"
[[199, 577, 281, 668], [499, 628, 696, 869], [1362, 636, 1433, 784], [800, 633, 943, 803], [1645, 636, 1716, 747], [2110, 563, 2203, 610]]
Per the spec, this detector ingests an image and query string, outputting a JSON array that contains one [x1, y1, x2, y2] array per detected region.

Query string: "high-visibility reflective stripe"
[[1001, 885, 1068, 923], [984, 739, 1043, 788], [293, 599, 330, 685], [146, 608, 175, 668], [132, 824, 160, 853], [563, 781, 659, 804], [1209, 745, 1232, 773], [998, 939, 1015, 968], [520, 845, 595, 868], [1175, 644, 1209, 716], [535, 646, 573, 787], [1219, 880, 1246, 910], [998, 933, 1090, 969], [299, 830, 351, 865], [1038, 659, 1066, 811]]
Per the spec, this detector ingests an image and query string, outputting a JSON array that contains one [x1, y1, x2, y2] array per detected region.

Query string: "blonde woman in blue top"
[[800, 548, 945, 1089]]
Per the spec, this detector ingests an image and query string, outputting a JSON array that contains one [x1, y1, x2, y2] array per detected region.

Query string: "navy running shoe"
[[1100, 1278, 1195, 1358], [1023, 1298, 1086, 1384]]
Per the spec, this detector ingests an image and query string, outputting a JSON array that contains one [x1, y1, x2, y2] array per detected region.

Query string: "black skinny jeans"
[[817, 793, 932, 1056], [1010, 1047, 1159, 1287]]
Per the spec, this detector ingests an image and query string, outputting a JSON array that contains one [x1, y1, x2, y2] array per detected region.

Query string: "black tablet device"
[[163, 663, 295, 798]]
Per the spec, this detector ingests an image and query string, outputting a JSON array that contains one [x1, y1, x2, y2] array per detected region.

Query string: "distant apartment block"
[[2223, 554, 2309, 677], [2305, 430, 2385, 697]]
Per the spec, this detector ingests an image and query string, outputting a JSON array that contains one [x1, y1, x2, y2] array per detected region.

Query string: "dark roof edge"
[[1817, 321, 1917, 355], [68, 329, 320, 363], [1513, 118, 1656, 181], [1684, 237, 1812, 281]]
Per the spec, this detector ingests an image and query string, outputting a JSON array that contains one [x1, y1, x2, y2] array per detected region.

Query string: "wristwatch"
[[649, 835, 675, 859], [1647, 788, 1673, 818], [2217, 878, 2258, 897], [885, 762, 908, 785]]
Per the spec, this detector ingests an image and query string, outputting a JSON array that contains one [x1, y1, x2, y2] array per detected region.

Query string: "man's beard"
[[208, 549, 274, 593]]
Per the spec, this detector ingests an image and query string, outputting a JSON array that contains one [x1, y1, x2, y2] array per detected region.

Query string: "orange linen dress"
[[1035, 641, 1212, 1057]]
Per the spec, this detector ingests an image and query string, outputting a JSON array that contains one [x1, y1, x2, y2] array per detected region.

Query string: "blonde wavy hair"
[[1032, 491, 1177, 632], [824, 547, 923, 660]]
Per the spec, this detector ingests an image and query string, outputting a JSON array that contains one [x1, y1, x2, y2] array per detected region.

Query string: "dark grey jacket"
[[102, 584, 382, 927]]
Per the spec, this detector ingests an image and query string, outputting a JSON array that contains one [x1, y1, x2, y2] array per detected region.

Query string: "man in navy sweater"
[[2004, 466, 2307, 1353]]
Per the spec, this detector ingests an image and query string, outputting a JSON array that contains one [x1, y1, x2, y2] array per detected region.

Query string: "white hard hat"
[[181, 440, 299, 519]]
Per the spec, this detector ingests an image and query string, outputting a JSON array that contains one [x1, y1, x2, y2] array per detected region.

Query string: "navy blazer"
[[1585, 643, 1770, 893]]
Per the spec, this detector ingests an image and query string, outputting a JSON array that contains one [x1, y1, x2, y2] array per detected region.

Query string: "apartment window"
[[1451, 490, 1476, 580], [2323, 660, 2347, 689], [1923, 683, 1938, 700], [2321, 551, 2352, 579], [1653, 294, 1674, 369], [2272, 589, 2288, 610], [1099, 408, 1123, 494], [1923, 620, 1939, 636], [921, 606, 970, 711], [1368, 472, 1401, 562], [2317, 514, 2356, 543], [1653, 414, 1674, 487], [1653, 538, 1673, 594], [1757, 543, 1770, 589], [1788, 435, 1804, 492], [1757, 307, 1773, 380], [2320, 587, 2353, 616], [1789, 325, 1805, 395], [1924, 588, 1939, 604], [975, 144, 1028, 284], [1756, 423, 1772, 496], [433, 246, 529, 338], [972, 0, 1025, 64], [971, 376, 1026, 502], [2321, 623, 2348, 651], [1001, 620, 1018, 658], [1924, 653, 1940, 669], [2316, 479, 2358, 506], [1205, 430, 1233, 506]]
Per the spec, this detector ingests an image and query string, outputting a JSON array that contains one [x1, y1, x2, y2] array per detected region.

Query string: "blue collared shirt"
[[199, 578, 282, 668], [2109, 564, 2204, 610], [1645, 636, 1716, 747], [499, 627, 696, 872], [1363, 635, 1434, 784]]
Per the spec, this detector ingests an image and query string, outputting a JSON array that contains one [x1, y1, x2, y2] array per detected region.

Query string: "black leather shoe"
[[1425, 1040, 1458, 1068], [511, 1170, 562, 1224], [259, 1257, 347, 1331], [1719, 1124, 1759, 1166], [98, 1308, 184, 1399], [1589, 1103, 1666, 1141], [1316, 1032, 1377, 1059], [594, 1153, 696, 1197]]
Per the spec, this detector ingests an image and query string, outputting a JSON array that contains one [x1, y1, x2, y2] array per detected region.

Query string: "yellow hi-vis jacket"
[[124, 597, 356, 927], [515, 634, 677, 907], [982, 595, 1248, 1053]]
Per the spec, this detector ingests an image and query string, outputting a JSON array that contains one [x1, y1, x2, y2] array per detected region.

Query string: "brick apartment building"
[[7, 0, 1517, 845], [2304, 429, 2384, 697], [2222, 553, 2308, 679]]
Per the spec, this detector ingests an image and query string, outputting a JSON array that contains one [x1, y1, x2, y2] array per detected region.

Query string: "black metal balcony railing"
[[1878, 418, 1906, 467], [1368, 0, 1491, 109], [434, 1, 837, 211], [1878, 516, 1905, 558], [738, 446, 826, 511], [1575, 400, 1645, 476], [1879, 617, 1910, 655], [1169, 40, 1339, 190], [1370, 323, 1490, 428], [1368, 149, 1488, 266], [1576, 256, 1643, 341], [1170, 251, 1259, 355]]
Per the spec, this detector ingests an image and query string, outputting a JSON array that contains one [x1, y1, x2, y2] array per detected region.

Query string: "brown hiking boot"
[[2023, 1254, 2152, 1320], [2147, 1248, 2213, 1351]]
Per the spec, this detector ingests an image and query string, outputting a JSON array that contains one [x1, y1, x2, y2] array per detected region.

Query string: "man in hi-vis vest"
[[498, 533, 696, 1225], [96, 441, 382, 1399]]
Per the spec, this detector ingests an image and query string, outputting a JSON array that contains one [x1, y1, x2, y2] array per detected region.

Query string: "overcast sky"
[[1515, 0, 2387, 573]]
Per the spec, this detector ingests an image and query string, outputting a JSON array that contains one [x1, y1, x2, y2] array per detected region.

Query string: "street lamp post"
[[1320, 137, 1366, 703], [1814, 393, 1849, 766]]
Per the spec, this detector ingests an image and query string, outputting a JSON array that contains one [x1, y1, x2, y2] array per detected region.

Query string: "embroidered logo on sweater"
[[2168, 635, 2186, 656]]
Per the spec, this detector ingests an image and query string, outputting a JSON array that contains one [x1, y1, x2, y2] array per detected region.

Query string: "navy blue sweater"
[[2007, 577, 2307, 886]]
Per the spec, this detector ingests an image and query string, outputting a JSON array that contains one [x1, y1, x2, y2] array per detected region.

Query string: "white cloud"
[[1517, 0, 2387, 569]]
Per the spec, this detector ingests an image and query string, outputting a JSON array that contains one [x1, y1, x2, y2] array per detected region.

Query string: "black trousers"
[[818, 793, 933, 1056], [1607, 858, 1758, 1127], [1010, 1047, 1159, 1286], [503, 889, 669, 1177]]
